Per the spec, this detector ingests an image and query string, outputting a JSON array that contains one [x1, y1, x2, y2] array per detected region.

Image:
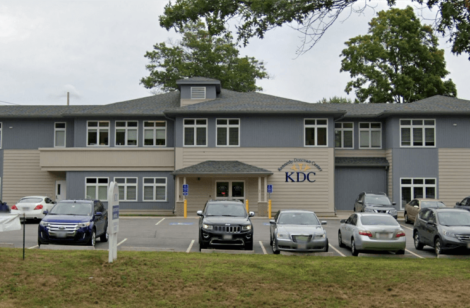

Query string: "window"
[[335, 122, 353, 148], [216, 119, 240, 146], [115, 177, 137, 201], [401, 178, 436, 209], [191, 87, 206, 99], [85, 177, 109, 200], [400, 119, 435, 147], [143, 177, 167, 202], [184, 119, 207, 146], [115, 121, 138, 146], [87, 121, 109, 146], [143, 121, 166, 146], [215, 181, 245, 200], [54, 123, 66, 147], [359, 122, 381, 149], [304, 119, 328, 146]]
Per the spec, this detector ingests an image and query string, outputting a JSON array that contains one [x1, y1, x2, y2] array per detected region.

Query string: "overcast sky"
[[1, 0, 469, 106]]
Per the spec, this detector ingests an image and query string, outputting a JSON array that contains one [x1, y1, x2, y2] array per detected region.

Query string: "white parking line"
[[405, 249, 424, 259], [400, 224, 414, 231], [155, 218, 165, 226], [186, 240, 195, 253], [259, 241, 267, 255], [329, 244, 346, 257], [117, 238, 127, 247], [28, 245, 38, 249]]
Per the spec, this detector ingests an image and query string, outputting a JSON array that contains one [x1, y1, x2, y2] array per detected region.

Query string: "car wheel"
[[434, 238, 443, 256], [414, 232, 424, 250], [269, 232, 273, 246], [100, 227, 108, 242], [351, 239, 359, 256], [396, 250, 405, 255], [272, 236, 280, 255], [322, 238, 329, 252], [199, 233, 207, 251], [404, 213, 409, 224], [245, 242, 253, 251], [338, 231, 345, 248], [89, 229, 96, 247]]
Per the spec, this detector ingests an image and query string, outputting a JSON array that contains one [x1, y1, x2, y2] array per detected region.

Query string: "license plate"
[[22, 207, 30, 212], [377, 233, 390, 239], [297, 243, 306, 249], [56, 232, 67, 238], [223, 234, 232, 240]]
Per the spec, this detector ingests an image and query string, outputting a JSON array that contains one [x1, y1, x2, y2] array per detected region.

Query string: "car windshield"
[[437, 211, 470, 226], [50, 202, 93, 216], [18, 197, 43, 204], [278, 212, 320, 225], [365, 195, 391, 206], [361, 215, 399, 226], [205, 203, 246, 217], [421, 201, 446, 209]]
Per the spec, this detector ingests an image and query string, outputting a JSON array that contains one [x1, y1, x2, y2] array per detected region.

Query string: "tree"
[[159, 0, 470, 59], [140, 21, 268, 93], [315, 96, 357, 104], [340, 7, 457, 104]]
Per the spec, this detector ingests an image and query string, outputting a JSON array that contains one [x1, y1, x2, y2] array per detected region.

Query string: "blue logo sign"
[[285, 172, 316, 183], [113, 205, 119, 220], [183, 184, 188, 192], [267, 185, 273, 193]]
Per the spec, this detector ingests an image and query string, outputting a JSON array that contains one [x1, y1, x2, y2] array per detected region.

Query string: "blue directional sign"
[[267, 184, 273, 194], [183, 184, 188, 196]]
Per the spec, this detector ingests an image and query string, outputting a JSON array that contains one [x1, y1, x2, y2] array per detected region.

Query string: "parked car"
[[197, 199, 254, 251], [11, 196, 56, 220], [0, 200, 9, 213], [338, 213, 406, 256], [404, 199, 446, 224], [354, 192, 398, 219], [38, 199, 108, 247], [413, 208, 470, 255], [454, 196, 470, 212], [270, 210, 328, 254]]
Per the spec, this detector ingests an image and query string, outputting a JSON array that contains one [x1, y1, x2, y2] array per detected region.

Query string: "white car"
[[11, 196, 56, 220]]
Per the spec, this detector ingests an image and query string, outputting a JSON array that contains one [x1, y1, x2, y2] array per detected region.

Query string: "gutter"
[[163, 114, 177, 214]]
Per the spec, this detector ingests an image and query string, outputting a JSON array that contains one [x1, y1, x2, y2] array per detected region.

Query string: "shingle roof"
[[172, 161, 273, 176], [335, 157, 389, 167]]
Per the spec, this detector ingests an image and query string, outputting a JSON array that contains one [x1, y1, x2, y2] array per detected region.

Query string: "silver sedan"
[[338, 213, 406, 256]]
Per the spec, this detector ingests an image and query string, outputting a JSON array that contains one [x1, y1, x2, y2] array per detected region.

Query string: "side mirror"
[[456, 202, 460, 206], [95, 212, 102, 217], [321, 221, 327, 225], [196, 210, 203, 216], [427, 221, 435, 226], [340, 219, 346, 224], [43, 210, 49, 215], [413, 205, 419, 208], [358, 201, 363, 204], [269, 219, 275, 224], [392, 202, 396, 206], [249, 211, 255, 217]]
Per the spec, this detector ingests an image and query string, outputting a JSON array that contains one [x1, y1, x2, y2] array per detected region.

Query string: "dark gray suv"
[[354, 192, 398, 219]]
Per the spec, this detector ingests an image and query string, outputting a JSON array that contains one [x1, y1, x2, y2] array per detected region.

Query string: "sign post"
[[267, 185, 273, 218], [183, 184, 188, 218], [108, 181, 119, 263]]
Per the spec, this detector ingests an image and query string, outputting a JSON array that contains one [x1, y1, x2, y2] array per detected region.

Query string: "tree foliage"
[[159, 0, 470, 58], [141, 21, 268, 92], [316, 96, 357, 104], [340, 7, 457, 104]]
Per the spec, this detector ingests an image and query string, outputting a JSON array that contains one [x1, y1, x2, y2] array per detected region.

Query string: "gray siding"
[[335, 167, 387, 210], [66, 171, 175, 210], [436, 117, 470, 148], [336, 119, 386, 150], [180, 85, 217, 100]]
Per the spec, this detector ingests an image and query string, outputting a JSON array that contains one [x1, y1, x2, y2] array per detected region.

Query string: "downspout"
[[332, 114, 346, 216], [164, 113, 176, 214]]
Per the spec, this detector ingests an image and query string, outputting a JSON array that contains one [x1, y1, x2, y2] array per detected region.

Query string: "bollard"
[[246, 199, 249, 212], [268, 199, 272, 219], [184, 199, 187, 218]]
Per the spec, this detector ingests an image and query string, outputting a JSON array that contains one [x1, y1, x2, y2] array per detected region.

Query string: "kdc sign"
[[278, 158, 322, 183]]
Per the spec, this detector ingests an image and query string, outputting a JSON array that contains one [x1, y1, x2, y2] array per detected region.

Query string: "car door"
[[342, 214, 357, 246], [409, 200, 419, 221], [270, 211, 280, 240], [415, 209, 430, 244], [93, 201, 105, 235], [422, 211, 438, 245]]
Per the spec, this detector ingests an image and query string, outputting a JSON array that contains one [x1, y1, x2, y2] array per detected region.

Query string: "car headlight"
[[443, 230, 457, 238], [276, 233, 289, 239], [202, 224, 213, 230], [314, 233, 326, 239], [242, 225, 252, 231], [39, 221, 50, 227], [389, 209, 398, 214], [364, 207, 374, 212], [77, 222, 91, 228]]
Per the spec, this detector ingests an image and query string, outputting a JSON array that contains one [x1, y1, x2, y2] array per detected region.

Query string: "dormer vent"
[[191, 87, 206, 100]]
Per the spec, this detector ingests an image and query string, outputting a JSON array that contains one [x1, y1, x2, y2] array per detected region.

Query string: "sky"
[[1, 0, 469, 106]]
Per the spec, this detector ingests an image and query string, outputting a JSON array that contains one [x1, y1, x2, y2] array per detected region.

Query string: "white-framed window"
[[304, 119, 328, 147], [143, 121, 166, 146], [0, 122, 3, 149], [216, 119, 240, 147], [85, 177, 109, 201], [400, 119, 435, 147], [400, 178, 437, 209], [115, 121, 138, 146], [115, 177, 137, 201], [359, 122, 382, 149], [335, 122, 353, 148], [184, 119, 207, 146], [87, 121, 110, 146], [143, 177, 167, 202], [54, 122, 66, 147], [191, 87, 206, 99], [215, 180, 245, 201]]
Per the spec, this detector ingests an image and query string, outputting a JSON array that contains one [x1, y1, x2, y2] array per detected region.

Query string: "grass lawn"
[[1, 248, 469, 308]]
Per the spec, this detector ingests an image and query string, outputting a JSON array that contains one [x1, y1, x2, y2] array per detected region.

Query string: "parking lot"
[[1, 217, 470, 259]]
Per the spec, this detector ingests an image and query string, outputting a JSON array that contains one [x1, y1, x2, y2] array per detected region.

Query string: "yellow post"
[[184, 199, 187, 218], [246, 199, 249, 212], [268, 199, 272, 219]]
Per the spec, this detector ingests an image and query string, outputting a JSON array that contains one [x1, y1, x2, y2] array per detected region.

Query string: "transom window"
[[400, 119, 435, 147], [144, 121, 166, 146], [85, 177, 109, 201], [54, 122, 66, 147], [143, 178, 167, 202], [115, 121, 138, 146], [184, 119, 207, 146], [216, 119, 240, 146], [400, 178, 436, 209], [335, 122, 353, 148], [359, 122, 381, 149], [115, 177, 137, 201], [304, 119, 328, 147], [191, 87, 206, 99], [87, 121, 109, 146]]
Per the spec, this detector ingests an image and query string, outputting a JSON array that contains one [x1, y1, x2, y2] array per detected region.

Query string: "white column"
[[264, 176, 267, 202], [258, 177, 261, 202], [176, 176, 180, 202]]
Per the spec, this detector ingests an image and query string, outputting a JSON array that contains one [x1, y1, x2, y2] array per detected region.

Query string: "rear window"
[[360, 215, 399, 226], [365, 195, 391, 206], [205, 203, 246, 217], [421, 201, 446, 209], [18, 198, 43, 204]]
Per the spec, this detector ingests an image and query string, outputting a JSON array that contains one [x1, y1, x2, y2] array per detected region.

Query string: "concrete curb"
[[39, 245, 95, 250], [0, 243, 15, 248], [201, 249, 254, 254]]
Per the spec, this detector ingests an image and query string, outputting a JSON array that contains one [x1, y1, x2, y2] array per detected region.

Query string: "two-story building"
[[1, 77, 469, 216]]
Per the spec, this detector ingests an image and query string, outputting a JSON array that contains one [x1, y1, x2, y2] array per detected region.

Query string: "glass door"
[[215, 181, 245, 202]]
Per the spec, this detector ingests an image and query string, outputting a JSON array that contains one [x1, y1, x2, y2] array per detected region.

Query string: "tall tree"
[[340, 7, 457, 104], [159, 0, 470, 59], [141, 21, 268, 93], [315, 96, 357, 104]]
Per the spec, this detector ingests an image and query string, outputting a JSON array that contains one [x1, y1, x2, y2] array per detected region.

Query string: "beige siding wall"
[[3, 150, 64, 205], [386, 149, 393, 198], [335, 149, 387, 157], [439, 149, 470, 206], [179, 148, 335, 215]]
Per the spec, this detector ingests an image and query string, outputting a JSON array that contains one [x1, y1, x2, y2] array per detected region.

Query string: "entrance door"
[[55, 180, 66, 202], [216, 181, 245, 202]]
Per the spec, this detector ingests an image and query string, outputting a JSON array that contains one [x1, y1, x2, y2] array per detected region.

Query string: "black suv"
[[197, 200, 254, 251], [353, 192, 398, 219], [455, 196, 470, 212]]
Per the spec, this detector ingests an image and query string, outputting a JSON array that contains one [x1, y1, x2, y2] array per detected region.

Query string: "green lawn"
[[1, 248, 469, 307]]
